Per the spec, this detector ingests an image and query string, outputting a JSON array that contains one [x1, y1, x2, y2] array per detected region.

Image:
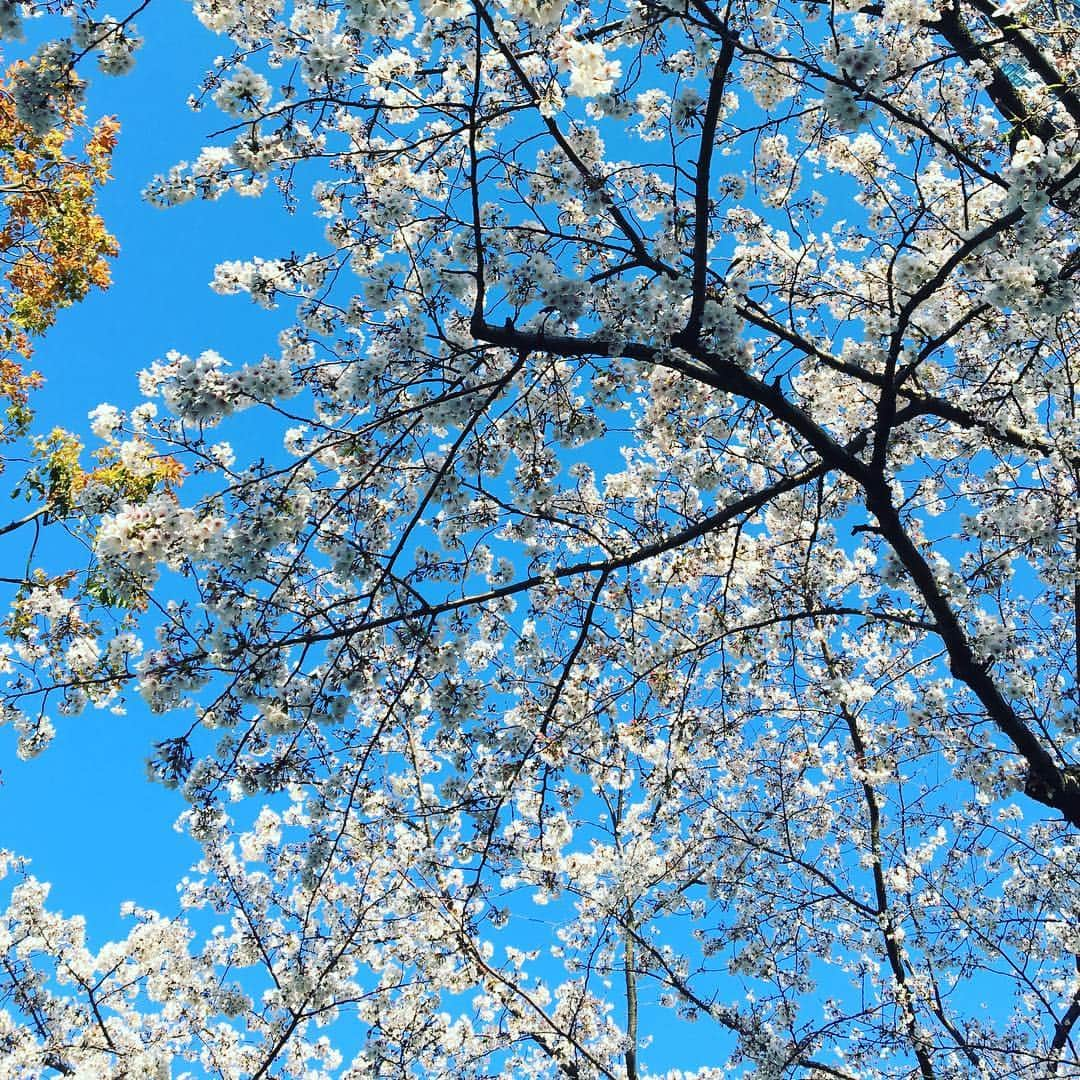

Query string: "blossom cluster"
[[11, 41, 80, 136], [137, 349, 296, 422], [94, 494, 224, 586], [552, 34, 622, 98], [72, 15, 144, 76]]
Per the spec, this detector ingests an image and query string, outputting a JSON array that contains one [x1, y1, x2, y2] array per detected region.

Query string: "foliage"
[[20, 425, 182, 515], [2, 0, 1080, 1077], [0, 69, 119, 339], [0, 62, 118, 445]]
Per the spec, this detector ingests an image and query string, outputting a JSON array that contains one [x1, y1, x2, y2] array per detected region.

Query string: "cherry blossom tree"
[[1, 0, 1079, 1075]]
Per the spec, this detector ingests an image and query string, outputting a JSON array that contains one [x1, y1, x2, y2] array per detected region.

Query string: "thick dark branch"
[[864, 480, 1080, 827], [739, 301, 1072, 463], [473, 317, 1080, 826], [469, 4, 487, 319], [966, 0, 1080, 131], [1048, 956, 1080, 1071], [473, 316, 869, 479], [935, 4, 1057, 144], [685, 34, 736, 339]]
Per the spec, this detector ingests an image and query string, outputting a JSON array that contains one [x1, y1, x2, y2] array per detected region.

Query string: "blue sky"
[[0, 1, 319, 935]]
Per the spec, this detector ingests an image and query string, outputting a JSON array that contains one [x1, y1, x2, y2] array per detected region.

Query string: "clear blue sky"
[[0, 1, 319, 938]]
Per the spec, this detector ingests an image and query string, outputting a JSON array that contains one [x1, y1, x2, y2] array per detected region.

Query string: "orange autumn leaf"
[[0, 60, 120, 446]]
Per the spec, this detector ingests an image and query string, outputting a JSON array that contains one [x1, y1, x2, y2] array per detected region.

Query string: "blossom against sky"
[[0, 0, 1076, 1073], [0, 1, 316, 933]]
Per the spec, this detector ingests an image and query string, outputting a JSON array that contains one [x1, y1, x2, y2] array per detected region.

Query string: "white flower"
[[213, 67, 272, 118], [131, 402, 158, 433], [88, 403, 122, 440], [303, 33, 353, 84], [553, 37, 622, 98]]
